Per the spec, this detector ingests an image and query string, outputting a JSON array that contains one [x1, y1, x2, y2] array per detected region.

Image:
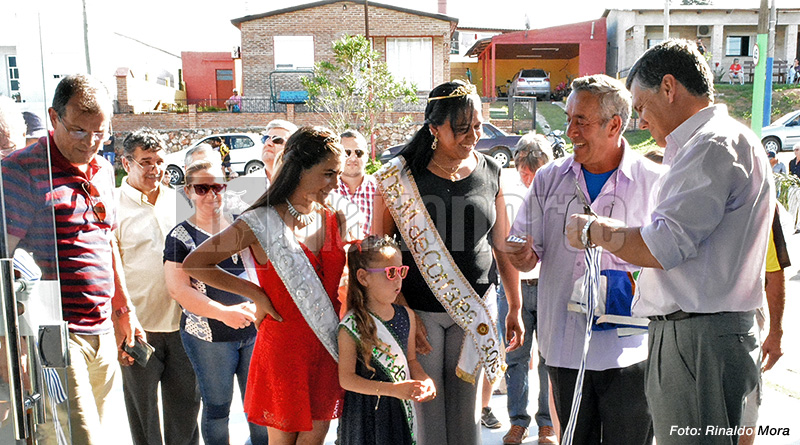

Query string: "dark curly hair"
[[122, 128, 165, 157]]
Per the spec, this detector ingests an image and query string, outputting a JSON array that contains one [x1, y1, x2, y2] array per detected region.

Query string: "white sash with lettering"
[[239, 206, 340, 361], [339, 310, 418, 444], [375, 157, 506, 384]]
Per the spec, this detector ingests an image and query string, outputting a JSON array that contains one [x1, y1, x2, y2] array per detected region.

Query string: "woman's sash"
[[339, 310, 418, 444], [374, 157, 506, 384], [239, 206, 340, 361]]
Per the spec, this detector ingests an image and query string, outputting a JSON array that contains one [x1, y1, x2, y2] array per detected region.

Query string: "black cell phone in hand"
[[122, 338, 154, 367]]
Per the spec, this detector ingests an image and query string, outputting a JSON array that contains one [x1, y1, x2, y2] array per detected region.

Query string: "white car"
[[508, 69, 551, 101], [762, 110, 800, 152], [164, 133, 263, 185]]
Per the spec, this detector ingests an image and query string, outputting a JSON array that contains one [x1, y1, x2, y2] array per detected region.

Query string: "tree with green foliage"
[[301, 34, 418, 156]]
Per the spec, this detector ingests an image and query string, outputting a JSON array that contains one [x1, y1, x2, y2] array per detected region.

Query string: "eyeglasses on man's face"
[[127, 156, 164, 171], [58, 115, 111, 145]]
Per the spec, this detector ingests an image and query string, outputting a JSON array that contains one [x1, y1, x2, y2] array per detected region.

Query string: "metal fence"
[[508, 96, 538, 134], [171, 96, 427, 114]]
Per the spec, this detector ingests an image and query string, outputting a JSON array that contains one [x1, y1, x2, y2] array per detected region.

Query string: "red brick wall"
[[239, 2, 453, 98]]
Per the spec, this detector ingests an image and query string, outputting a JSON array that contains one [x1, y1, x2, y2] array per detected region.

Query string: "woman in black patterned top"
[[163, 160, 267, 444]]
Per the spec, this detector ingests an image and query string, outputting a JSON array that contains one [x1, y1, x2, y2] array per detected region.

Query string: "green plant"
[[197, 105, 225, 112], [365, 157, 383, 175], [301, 34, 419, 158], [116, 168, 126, 187]]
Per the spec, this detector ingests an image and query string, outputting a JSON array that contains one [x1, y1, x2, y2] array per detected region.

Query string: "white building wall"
[[1, 0, 182, 116], [607, 8, 800, 79]]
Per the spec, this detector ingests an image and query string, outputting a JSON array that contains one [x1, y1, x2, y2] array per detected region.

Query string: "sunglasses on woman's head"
[[365, 265, 409, 280], [190, 183, 227, 196], [345, 149, 365, 158]]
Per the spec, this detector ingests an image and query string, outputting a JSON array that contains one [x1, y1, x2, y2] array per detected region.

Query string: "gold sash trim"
[[374, 157, 506, 384]]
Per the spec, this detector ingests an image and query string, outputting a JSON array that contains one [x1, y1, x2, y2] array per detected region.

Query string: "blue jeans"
[[181, 331, 268, 445], [498, 281, 552, 429]]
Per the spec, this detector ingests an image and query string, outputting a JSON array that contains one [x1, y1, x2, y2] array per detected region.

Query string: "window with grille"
[[726, 36, 751, 57]]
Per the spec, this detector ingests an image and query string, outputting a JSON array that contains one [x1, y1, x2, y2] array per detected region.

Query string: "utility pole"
[[364, 0, 376, 158], [751, 0, 769, 136], [663, 0, 670, 40], [364, 0, 370, 40], [763, 0, 777, 128], [82, 0, 92, 74]]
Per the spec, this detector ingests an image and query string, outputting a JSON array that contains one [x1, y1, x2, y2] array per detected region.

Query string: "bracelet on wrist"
[[581, 215, 597, 248], [114, 306, 132, 318]]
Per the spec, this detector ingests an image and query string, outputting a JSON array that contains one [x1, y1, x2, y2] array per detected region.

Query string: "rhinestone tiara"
[[427, 83, 478, 102]]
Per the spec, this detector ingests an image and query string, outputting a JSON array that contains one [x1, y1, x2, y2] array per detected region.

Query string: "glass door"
[[1, 5, 72, 444]]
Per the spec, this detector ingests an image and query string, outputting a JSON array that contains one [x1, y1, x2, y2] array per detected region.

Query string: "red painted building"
[[181, 51, 238, 108], [466, 18, 607, 98]]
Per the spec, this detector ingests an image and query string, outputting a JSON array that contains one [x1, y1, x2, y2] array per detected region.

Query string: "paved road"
[[110, 162, 800, 445]]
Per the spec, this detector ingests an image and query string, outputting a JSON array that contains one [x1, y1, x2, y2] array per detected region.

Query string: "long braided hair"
[[345, 235, 402, 371]]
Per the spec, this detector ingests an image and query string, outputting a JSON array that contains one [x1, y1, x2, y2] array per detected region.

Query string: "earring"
[[432, 136, 438, 151]]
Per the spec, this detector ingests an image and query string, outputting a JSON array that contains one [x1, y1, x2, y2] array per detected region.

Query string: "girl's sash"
[[339, 310, 418, 444], [374, 157, 506, 384], [239, 206, 340, 361]]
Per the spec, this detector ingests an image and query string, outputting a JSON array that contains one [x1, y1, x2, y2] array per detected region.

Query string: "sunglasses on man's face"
[[345, 149, 365, 158], [262, 134, 286, 145], [190, 183, 227, 196], [365, 265, 409, 281]]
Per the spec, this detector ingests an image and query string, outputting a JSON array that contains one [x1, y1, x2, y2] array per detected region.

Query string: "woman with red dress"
[[183, 126, 349, 445]]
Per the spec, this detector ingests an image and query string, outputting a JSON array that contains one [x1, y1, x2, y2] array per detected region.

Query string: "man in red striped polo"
[[2, 73, 143, 444]]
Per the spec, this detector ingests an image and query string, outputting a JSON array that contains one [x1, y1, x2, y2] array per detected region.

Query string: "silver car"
[[762, 110, 800, 152], [509, 69, 551, 101]]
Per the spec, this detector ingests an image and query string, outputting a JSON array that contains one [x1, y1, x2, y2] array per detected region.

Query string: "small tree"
[[301, 34, 418, 157]]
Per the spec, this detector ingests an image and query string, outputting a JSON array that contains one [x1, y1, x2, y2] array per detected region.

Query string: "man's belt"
[[647, 310, 701, 321], [521, 278, 538, 286]]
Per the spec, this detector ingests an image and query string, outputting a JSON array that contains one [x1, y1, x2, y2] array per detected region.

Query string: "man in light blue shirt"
[[508, 74, 661, 444], [567, 40, 773, 445]]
